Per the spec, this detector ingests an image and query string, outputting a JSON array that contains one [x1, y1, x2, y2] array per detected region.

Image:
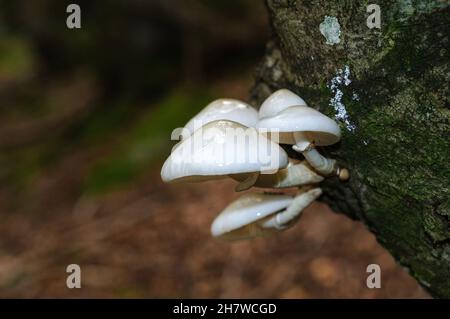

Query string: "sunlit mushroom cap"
[[183, 99, 258, 138], [161, 120, 289, 183], [211, 192, 293, 238], [257, 105, 341, 145], [259, 89, 307, 119]]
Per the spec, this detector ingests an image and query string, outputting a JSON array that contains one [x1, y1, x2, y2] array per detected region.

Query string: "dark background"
[[0, 0, 428, 298]]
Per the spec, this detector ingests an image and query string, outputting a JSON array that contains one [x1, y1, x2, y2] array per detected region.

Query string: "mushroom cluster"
[[161, 89, 348, 241]]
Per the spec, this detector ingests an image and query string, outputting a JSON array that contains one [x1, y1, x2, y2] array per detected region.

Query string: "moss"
[[0, 35, 35, 81], [423, 209, 450, 243]]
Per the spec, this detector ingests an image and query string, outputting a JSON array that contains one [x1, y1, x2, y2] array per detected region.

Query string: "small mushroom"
[[161, 120, 289, 191], [211, 188, 322, 240], [230, 159, 323, 189], [257, 105, 349, 180], [259, 89, 307, 119], [182, 98, 258, 139]]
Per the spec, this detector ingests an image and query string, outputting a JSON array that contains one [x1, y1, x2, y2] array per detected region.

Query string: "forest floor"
[[0, 143, 429, 298]]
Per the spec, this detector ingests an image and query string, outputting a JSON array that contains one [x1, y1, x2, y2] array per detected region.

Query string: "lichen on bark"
[[251, 0, 450, 298]]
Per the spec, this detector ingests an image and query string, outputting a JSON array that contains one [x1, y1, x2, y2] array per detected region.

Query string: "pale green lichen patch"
[[319, 16, 341, 45]]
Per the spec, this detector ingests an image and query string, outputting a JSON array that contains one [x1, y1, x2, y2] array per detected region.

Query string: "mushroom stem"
[[296, 146, 337, 175], [261, 187, 322, 229], [230, 161, 323, 189], [293, 132, 344, 178]]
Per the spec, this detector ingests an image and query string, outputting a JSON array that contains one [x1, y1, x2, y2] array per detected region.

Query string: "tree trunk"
[[251, 0, 450, 298]]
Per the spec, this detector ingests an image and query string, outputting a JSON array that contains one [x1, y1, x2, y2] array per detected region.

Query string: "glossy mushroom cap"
[[161, 120, 289, 183], [259, 89, 307, 119], [183, 99, 258, 138], [211, 192, 293, 240], [257, 105, 341, 145]]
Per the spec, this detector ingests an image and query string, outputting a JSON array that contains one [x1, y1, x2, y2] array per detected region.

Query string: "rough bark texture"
[[250, 0, 450, 298]]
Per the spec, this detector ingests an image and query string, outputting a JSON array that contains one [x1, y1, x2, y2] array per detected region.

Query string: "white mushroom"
[[160, 92, 350, 241], [161, 120, 289, 191], [182, 98, 258, 139], [230, 159, 323, 189], [257, 105, 349, 180], [211, 188, 322, 240], [259, 89, 307, 119]]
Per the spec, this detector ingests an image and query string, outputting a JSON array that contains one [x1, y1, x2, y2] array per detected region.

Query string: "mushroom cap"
[[257, 105, 341, 145], [183, 99, 258, 137], [259, 89, 307, 119], [161, 120, 289, 183], [211, 192, 293, 238]]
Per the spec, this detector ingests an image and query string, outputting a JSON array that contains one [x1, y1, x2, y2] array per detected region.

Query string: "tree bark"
[[251, 0, 450, 298]]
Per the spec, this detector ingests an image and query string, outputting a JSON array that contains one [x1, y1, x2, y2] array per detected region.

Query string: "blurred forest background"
[[0, 0, 429, 298]]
